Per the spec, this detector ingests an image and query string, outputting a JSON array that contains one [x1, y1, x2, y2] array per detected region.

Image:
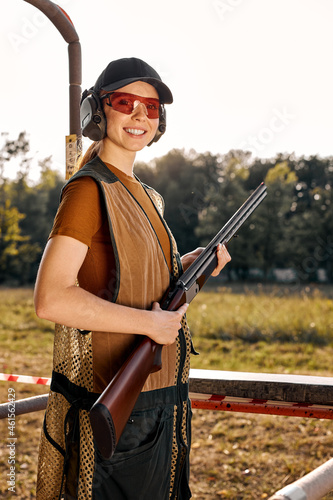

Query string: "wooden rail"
[[2, 369, 333, 419], [189, 369, 333, 404], [189, 369, 333, 419]]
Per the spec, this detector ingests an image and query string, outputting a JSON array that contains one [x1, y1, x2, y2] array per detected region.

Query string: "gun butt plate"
[[90, 403, 117, 460]]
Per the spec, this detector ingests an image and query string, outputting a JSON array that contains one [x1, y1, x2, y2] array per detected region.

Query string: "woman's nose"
[[132, 100, 148, 118]]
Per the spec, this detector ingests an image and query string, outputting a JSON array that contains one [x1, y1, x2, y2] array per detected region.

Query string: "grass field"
[[0, 285, 333, 499]]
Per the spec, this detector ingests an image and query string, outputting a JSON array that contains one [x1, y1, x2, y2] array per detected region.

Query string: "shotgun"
[[90, 182, 267, 459]]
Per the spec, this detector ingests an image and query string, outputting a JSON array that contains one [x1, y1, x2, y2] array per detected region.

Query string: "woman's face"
[[102, 81, 160, 153]]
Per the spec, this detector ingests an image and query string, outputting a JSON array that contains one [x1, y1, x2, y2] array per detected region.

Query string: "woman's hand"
[[181, 243, 231, 276], [147, 302, 189, 346], [211, 243, 232, 276]]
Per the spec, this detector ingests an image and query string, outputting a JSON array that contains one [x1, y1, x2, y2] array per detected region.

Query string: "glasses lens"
[[109, 93, 159, 119], [109, 93, 133, 115], [144, 98, 160, 119]]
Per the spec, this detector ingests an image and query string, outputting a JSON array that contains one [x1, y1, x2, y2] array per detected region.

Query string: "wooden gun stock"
[[89, 288, 185, 460], [89, 337, 162, 459], [90, 183, 267, 459]]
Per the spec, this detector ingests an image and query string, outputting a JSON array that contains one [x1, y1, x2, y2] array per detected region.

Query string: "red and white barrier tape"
[[0, 373, 51, 385]]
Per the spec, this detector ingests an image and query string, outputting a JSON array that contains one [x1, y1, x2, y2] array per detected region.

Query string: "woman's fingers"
[[211, 243, 231, 277], [150, 302, 189, 345]]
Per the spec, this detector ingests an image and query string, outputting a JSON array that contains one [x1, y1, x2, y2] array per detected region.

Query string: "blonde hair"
[[77, 141, 102, 170]]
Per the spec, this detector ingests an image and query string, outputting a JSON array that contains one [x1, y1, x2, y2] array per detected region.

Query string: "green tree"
[[315, 184, 333, 282], [9, 155, 64, 249], [0, 199, 40, 283], [286, 182, 333, 283], [195, 154, 250, 279], [0, 132, 64, 283], [260, 162, 297, 277]]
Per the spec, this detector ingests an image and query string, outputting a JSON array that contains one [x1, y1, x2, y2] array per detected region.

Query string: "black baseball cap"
[[93, 57, 173, 104]]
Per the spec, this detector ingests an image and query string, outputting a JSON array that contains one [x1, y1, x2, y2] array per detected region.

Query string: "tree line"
[[135, 149, 333, 284], [1, 132, 332, 285]]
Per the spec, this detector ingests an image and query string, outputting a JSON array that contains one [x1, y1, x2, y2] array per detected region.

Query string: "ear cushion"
[[80, 91, 107, 141]]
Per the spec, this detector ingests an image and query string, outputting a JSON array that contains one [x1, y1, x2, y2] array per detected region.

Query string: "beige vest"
[[92, 169, 179, 393]]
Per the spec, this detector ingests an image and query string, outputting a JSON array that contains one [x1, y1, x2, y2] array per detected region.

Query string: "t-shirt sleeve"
[[49, 176, 104, 248]]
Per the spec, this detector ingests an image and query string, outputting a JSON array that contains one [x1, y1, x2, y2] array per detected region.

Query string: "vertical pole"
[[23, 0, 82, 178], [66, 38, 82, 178]]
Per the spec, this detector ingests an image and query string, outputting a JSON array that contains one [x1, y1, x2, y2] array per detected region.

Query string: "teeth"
[[125, 128, 145, 136]]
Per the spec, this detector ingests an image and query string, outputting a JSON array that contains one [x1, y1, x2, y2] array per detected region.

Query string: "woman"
[[34, 57, 231, 500]]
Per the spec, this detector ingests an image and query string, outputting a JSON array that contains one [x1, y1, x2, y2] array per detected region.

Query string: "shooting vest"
[[37, 157, 193, 500]]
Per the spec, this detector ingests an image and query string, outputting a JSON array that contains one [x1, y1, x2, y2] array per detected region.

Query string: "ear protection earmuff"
[[80, 89, 107, 142], [80, 89, 167, 145]]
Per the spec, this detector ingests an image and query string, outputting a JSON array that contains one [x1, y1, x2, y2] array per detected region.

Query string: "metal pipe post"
[[23, 0, 82, 176], [269, 458, 333, 500]]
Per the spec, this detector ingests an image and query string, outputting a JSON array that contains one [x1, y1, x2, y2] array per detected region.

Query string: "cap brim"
[[101, 77, 173, 104]]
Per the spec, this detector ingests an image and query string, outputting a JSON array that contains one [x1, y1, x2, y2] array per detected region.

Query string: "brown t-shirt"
[[50, 161, 172, 299]]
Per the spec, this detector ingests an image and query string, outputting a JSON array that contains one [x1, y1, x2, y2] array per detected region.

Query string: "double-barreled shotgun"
[[89, 182, 267, 460]]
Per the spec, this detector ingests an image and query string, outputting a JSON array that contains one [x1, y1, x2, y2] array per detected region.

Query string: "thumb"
[[152, 302, 161, 311], [178, 303, 189, 316]]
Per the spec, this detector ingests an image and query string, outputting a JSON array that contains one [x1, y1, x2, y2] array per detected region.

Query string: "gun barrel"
[[179, 182, 267, 288]]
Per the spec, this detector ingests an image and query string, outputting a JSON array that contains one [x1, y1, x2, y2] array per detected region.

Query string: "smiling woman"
[[98, 81, 160, 166], [33, 56, 231, 500]]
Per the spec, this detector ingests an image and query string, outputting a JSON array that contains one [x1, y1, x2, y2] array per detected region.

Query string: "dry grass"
[[1, 287, 333, 499]]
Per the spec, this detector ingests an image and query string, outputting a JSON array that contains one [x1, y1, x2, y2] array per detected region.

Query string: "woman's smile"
[[124, 127, 146, 136]]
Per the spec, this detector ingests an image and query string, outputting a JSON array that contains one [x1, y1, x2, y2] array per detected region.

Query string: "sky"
[[1, 0, 333, 180]]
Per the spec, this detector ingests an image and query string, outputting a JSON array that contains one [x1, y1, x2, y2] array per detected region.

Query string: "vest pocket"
[[92, 404, 175, 499]]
